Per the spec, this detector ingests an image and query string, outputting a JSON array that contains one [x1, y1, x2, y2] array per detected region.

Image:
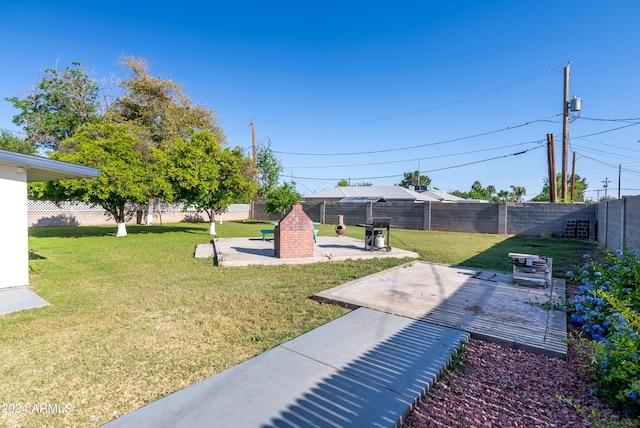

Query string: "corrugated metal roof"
[[0, 149, 100, 182], [304, 185, 441, 202]]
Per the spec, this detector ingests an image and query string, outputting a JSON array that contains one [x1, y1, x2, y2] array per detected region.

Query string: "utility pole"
[[618, 164, 622, 199], [546, 134, 557, 203], [570, 151, 576, 202], [251, 119, 257, 168], [561, 64, 570, 201], [251, 119, 258, 202], [603, 177, 610, 200]]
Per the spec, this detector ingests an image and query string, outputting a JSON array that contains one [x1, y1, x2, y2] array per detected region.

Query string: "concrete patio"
[[194, 235, 420, 266]]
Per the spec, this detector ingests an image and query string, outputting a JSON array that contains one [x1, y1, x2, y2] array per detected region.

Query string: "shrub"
[[569, 249, 640, 416]]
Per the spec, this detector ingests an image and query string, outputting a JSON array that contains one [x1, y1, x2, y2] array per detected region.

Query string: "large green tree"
[[106, 57, 225, 223], [531, 173, 588, 202], [257, 143, 282, 200], [398, 170, 431, 188], [107, 57, 224, 146], [0, 130, 35, 154], [510, 185, 527, 203], [167, 131, 256, 234], [30, 123, 151, 237], [451, 182, 507, 202], [265, 181, 302, 218], [6, 61, 101, 152]]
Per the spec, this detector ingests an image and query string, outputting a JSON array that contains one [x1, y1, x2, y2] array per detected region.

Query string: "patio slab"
[[194, 236, 419, 266], [315, 261, 567, 358]]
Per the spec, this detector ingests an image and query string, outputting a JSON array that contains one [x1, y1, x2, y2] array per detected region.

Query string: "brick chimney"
[[274, 204, 315, 258]]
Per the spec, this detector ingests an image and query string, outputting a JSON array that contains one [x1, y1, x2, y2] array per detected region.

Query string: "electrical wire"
[[255, 62, 568, 127], [286, 140, 545, 169], [577, 154, 640, 176], [573, 137, 640, 154], [575, 121, 640, 138], [579, 116, 640, 123], [0, 128, 25, 136], [286, 145, 544, 181], [273, 116, 560, 156]]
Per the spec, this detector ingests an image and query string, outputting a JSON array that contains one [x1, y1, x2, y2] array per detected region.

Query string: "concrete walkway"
[[0, 286, 50, 316], [103, 308, 469, 427]]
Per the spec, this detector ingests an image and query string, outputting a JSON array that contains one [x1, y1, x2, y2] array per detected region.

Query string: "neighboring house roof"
[[0, 149, 100, 182], [421, 188, 466, 202], [339, 196, 387, 203], [304, 186, 445, 202]]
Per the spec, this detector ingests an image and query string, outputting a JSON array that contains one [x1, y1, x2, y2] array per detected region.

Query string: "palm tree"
[[510, 185, 526, 203], [497, 190, 510, 202]]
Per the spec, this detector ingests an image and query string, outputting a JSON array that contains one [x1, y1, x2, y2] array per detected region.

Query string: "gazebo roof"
[[0, 149, 100, 182]]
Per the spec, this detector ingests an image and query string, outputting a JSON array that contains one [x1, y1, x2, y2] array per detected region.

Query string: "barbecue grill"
[[358, 217, 392, 251]]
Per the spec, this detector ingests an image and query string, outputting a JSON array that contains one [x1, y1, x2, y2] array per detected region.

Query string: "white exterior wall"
[[0, 164, 29, 288]]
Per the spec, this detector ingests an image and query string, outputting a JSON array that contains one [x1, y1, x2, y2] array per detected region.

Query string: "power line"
[[273, 116, 559, 156], [579, 116, 640, 123], [280, 165, 313, 194], [577, 154, 640, 175], [0, 127, 25, 136], [255, 62, 568, 127], [288, 145, 544, 181], [286, 140, 545, 169], [574, 121, 640, 139], [573, 137, 640, 154]]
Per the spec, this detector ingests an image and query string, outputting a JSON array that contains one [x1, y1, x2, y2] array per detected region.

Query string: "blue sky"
[[2, 1, 640, 200]]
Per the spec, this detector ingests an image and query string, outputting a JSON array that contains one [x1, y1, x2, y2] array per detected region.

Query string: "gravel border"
[[403, 328, 636, 427]]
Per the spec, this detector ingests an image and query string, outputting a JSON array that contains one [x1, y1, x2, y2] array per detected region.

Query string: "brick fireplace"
[[274, 204, 315, 258]]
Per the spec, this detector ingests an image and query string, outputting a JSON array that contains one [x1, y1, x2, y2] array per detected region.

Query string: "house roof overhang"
[[0, 149, 100, 182]]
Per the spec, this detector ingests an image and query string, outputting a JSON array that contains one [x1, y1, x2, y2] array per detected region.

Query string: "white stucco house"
[[0, 149, 100, 291]]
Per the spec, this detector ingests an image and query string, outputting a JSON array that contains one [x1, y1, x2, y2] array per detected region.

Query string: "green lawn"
[[1, 221, 599, 427]]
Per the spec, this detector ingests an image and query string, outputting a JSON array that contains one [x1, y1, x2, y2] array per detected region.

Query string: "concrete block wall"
[[594, 196, 640, 252], [256, 200, 604, 238], [429, 203, 498, 233], [369, 201, 425, 230], [603, 200, 625, 250], [505, 203, 596, 237], [324, 203, 368, 227], [597, 203, 607, 243], [624, 197, 640, 250]]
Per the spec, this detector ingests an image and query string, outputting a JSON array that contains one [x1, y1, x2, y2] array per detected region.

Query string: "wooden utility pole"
[[547, 133, 557, 203], [603, 178, 610, 200], [618, 164, 622, 199], [561, 64, 570, 201], [251, 119, 257, 167], [251, 119, 258, 201], [570, 151, 576, 202]]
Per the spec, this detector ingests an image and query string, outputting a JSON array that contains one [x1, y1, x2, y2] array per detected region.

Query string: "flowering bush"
[[569, 249, 640, 416]]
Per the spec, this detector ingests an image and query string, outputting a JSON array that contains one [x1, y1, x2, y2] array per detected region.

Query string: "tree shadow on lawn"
[[28, 223, 212, 239], [460, 235, 602, 278], [27, 220, 279, 239]]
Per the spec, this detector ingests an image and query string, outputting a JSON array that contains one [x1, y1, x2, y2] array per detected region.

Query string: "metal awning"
[[339, 196, 386, 203]]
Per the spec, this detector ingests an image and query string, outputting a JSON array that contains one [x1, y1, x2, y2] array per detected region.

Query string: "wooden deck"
[[315, 261, 567, 358]]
